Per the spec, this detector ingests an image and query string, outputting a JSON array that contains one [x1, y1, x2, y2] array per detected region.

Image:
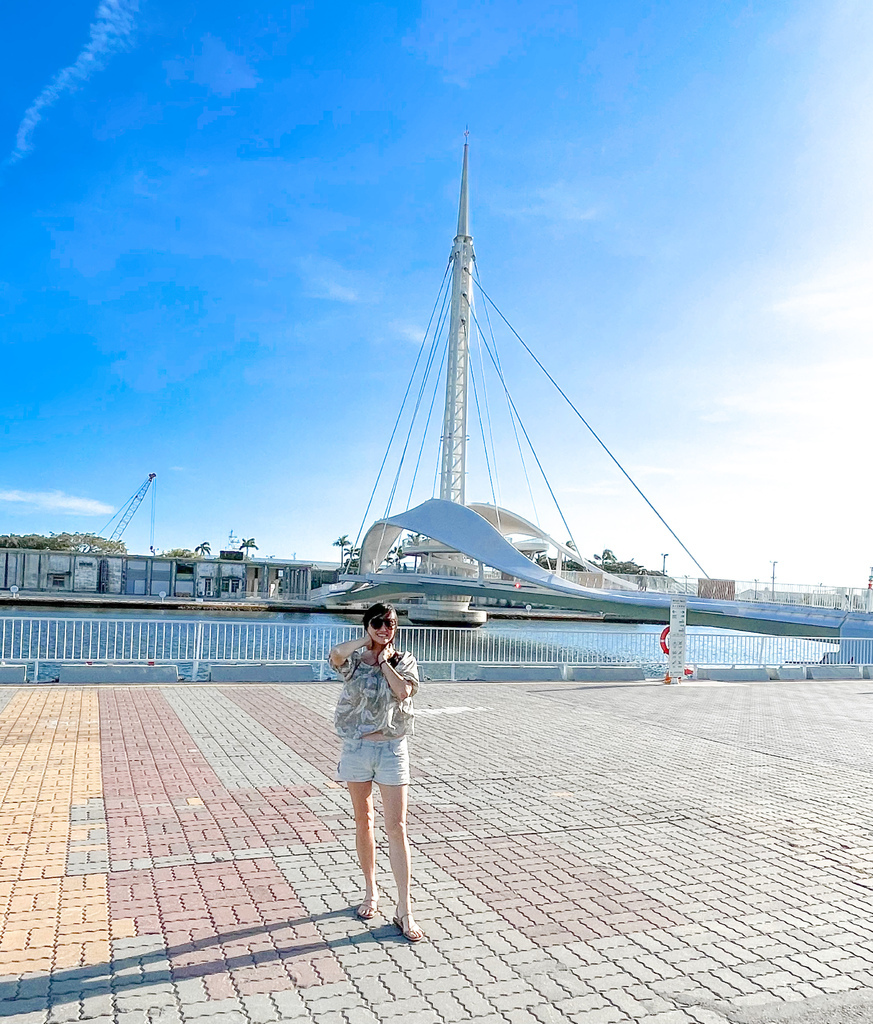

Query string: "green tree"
[[594, 548, 648, 575], [333, 534, 351, 568], [163, 548, 195, 558], [194, 541, 211, 557], [240, 537, 259, 558], [0, 532, 127, 554], [346, 546, 361, 574]]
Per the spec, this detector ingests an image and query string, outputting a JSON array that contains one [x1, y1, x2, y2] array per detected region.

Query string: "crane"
[[101, 473, 157, 546]]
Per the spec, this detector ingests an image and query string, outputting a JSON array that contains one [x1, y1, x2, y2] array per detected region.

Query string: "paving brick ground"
[[1, 677, 873, 1023]]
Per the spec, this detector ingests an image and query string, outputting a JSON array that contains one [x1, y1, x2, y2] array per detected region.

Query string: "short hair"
[[363, 602, 397, 630]]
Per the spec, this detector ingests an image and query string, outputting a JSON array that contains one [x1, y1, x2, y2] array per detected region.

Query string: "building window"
[[230, 578, 241, 594], [51, 574, 66, 588], [202, 579, 213, 597]]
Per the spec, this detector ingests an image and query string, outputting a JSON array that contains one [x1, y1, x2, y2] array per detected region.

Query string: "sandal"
[[356, 897, 379, 920], [393, 912, 425, 942]]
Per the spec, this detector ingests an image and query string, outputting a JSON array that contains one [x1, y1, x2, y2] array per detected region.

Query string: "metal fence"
[[2, 616, 871, 677]]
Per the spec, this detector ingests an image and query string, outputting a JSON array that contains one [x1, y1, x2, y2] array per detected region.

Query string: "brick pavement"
[[0, 678, 872, 1023]]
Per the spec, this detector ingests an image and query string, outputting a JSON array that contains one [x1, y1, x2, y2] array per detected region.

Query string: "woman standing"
[[328, 602, 425, 942]]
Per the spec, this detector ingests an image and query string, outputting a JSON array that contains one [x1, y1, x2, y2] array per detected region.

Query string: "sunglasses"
[[370, 616, 397, 630]]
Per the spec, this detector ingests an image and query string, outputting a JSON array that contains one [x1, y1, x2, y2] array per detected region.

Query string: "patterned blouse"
[[334, 649, 419, 740]]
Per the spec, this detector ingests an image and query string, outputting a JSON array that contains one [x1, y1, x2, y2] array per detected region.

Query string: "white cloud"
[[192, 36, 259, 97], [772, 260, 873, 332], [5, 0, 139, 165], [560, 481, 623, 497], [493, 181, 598, 224], [628, 465, 677, 477], [297, 256, 366, 304], [404, 0, 576, 86], [389, 320, 426, 344], [0, 490, 114, 516], [165, 35, 260, 98]]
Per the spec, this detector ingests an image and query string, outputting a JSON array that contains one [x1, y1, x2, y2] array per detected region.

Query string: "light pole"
[[770, 560, 777, 599], [661, 553, 669, 575]]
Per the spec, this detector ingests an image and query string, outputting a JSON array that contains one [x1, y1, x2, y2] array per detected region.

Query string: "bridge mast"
[[439, 141, 475, 505]]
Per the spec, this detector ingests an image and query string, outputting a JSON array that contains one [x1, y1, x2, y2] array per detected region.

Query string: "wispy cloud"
[[5, 0, 138, 166], [772, 261, 873, 333], [180, 35, 260, 98], [297, 256, 366, 304], [0, 490, 114, 515], [389, 320, 426, 344], [404, 0, 576, 86], [560, 481, 623, 497], [493, 181, 598, 225]]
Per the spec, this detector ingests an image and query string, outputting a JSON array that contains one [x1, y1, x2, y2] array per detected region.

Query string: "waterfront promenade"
[[1, 679, 872, 1023]]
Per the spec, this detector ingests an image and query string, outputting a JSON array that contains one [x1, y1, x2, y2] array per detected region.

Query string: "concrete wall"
[[74, 557, 99, 592]]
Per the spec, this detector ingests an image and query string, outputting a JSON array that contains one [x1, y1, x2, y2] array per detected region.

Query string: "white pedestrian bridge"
[[329, 499, 873, 640]]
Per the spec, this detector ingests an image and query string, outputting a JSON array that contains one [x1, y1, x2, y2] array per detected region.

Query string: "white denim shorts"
[[337, 737, 410, 786]]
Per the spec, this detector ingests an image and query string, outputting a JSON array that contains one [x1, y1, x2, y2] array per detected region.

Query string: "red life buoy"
[[660, 626, 670, 654]]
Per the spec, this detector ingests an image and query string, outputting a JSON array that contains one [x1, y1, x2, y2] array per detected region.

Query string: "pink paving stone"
[[219, 686, 342, 778], [425, 832, 691, 946], [204, 974, 238, 1001], [99, 689, 347, 996]]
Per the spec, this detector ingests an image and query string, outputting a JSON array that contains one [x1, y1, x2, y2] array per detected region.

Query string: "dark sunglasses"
[[370, 616, 397, 630]]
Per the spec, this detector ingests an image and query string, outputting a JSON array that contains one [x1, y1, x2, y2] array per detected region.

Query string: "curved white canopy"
[[467, 503, 636, 590], [349, 501, 873, 638], [359, 499, 596, 596]]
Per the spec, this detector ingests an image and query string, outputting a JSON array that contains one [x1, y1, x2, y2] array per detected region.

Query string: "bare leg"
[[347, 782, 379, 915], [379, 783, 424, 939]]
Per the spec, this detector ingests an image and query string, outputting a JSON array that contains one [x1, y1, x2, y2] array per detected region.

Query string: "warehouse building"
[[0, 549, 314, 601]]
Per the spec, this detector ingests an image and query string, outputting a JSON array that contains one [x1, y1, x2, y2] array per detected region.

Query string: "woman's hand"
[[378, 645, 412, 700], [329, 631, 374, 669]]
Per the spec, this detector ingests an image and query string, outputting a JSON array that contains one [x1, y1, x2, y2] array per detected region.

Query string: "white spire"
[[439, 140, 476, 505], [456, 140, 470, 239]]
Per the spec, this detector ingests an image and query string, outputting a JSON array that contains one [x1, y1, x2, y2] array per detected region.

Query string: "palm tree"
[[592, 548, 617, 564], [240, 537, 258, 558], [194, 541, 211, 557], [346, 546, 361, 574], [333, 535, 350, 568]]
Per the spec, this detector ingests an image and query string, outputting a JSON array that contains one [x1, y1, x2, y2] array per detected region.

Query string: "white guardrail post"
[[191, 621, 203, 682], [665, 595, 688, 685]]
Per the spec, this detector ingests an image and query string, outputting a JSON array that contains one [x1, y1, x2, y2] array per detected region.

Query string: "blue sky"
[[2, 0, 872, 586]]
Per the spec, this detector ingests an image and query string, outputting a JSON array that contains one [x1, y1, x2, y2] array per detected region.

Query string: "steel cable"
[[473, 277, 710, 579]]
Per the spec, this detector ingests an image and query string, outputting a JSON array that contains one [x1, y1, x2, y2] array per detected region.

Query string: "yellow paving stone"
[[53, 945, 85, 969], [0, 929, 30, 949], [111, 917, 136, 940], [0, 689, 109, 975], [84, 939, 109, 960], [26, 927, 56, 948]]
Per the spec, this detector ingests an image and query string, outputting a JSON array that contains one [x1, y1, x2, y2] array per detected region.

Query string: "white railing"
[[561, 573, 872, 610], [378, 564, 873, 611], [2, 616, 872, 679]]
